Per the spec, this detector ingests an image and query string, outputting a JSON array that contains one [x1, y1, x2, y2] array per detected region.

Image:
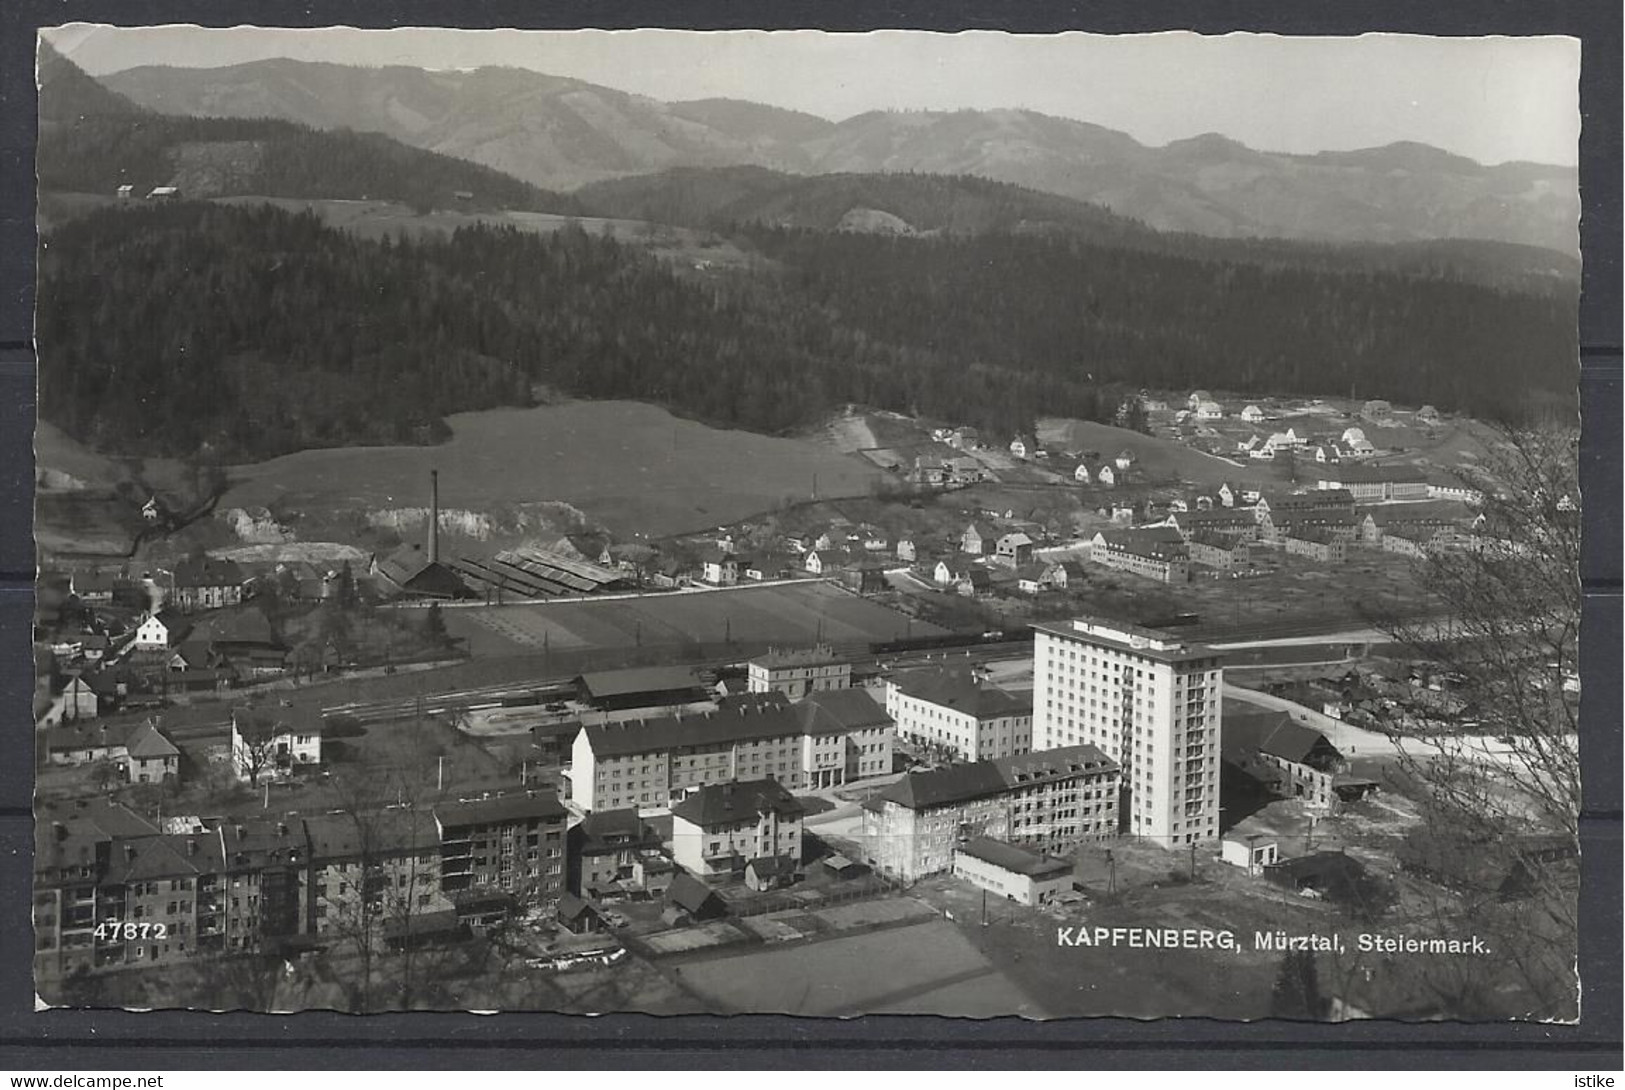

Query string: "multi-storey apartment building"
[[1032, 617, 1224, 849], [797, 688, 894, 787], [860, 745, 1119, 882], [304, 809, 456, 942], [433, 792, 569, 917], [885, 668, 1033, 761], [1090, 529, 1190, 584], [670, 778, 804, 878], [747, 646, 852, 699], [571, 691, 894, 809], [35, 791, 575, 984]]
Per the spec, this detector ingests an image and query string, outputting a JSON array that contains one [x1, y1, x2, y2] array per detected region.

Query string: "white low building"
[[952, 837, 1074, 906]]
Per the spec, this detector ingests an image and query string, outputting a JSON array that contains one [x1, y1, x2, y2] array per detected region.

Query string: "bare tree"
[[1359, 423, 1581, 1019]]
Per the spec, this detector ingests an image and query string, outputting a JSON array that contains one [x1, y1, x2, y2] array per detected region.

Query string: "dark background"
[[0, 0, 1618, 1070]]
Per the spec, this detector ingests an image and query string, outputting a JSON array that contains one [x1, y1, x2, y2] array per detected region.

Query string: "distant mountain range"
[[37, 45, 581, 215], [101, 58, 1579, 252]]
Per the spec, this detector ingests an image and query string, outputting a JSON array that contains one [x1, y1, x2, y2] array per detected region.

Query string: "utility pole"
[[437, 756, 445, 792]]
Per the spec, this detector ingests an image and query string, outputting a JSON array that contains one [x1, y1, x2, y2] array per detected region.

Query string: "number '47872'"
[[93, 920, 169, 941]]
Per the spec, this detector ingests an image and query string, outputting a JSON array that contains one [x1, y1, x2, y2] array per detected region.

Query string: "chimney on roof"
[[53, 821, 67, 842], [187, 838, 199, 856], [124, 844, 137, 862], [428, 469, 440, 564]]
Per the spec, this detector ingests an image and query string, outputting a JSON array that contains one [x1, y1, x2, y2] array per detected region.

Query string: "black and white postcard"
[[31, 25, 1582, 1020]]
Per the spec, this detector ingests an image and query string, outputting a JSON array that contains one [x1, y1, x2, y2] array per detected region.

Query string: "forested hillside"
[[576, 167, 1156, 241], [744, 226, 1578, 422], [579, 166, 1580, 294], [37, 203, 1099, 458], [38, 201, 1575, 463]]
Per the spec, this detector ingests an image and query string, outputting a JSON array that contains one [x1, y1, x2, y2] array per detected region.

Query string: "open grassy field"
[[221, 400, 882, 539], [1038, 417, 1285, 490], [673, 916, 1041, 1017], [433, 581, 948, 658]]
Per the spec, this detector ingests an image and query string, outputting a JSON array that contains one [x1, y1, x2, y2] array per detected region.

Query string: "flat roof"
[[1031, 616, 1218, 664]]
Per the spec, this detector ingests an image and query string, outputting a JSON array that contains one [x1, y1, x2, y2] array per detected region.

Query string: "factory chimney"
[[428, 470, 440, 564]]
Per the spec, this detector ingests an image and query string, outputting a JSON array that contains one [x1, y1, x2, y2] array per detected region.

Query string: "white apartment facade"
[[747, 647, 852, 699], [1032, 617, 1223, 848], [885, 670, 1033, 761]]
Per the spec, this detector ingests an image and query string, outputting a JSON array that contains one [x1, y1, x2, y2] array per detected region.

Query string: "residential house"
[[1240, 405, 1265, 423], [124, 721, 180, 784], [1008, 436, 1034, 460], [1218, 483, 1237, 508], [1194, 400, 1224, 421], [886, 668, 1033, 761], [861, 745, 1121, 882], [961, 522, 996, 556], [1416, 405, 1440, 425], [740, 556, 783, 582], [1340, 427, 1376, 458], [1186, 390, 1212, 411], [932, 559, 955, 586], [1043, 559, 1088, 590], [1361, 399, 1395, 422], [840, 563, 890, 594], [894, 537, 918, 563], [992, 532, 1034, 568], [1113, 450, 1137, 471], [132, 611, 189, 652], [229, 702, 322, 783], [44, 719, 137, 769], [566, 808, 662, 899], [952, 837, 1074, 907], [670, 778, 804, 880], [803, 548, 851, 576], [1015, 564, 1050, 595], [700, 549, 739, 586], [956, 569, 993, 597], [1095, 464, 1117, 487], [1073, 463, 1093, 484], [169, 558, 246, 612]]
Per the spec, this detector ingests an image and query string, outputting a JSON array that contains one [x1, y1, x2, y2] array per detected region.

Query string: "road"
[[1223, 682, 1540, 771]]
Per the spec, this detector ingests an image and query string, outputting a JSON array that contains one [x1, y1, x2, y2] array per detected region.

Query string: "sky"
[[40, 25, 1581, 167]]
